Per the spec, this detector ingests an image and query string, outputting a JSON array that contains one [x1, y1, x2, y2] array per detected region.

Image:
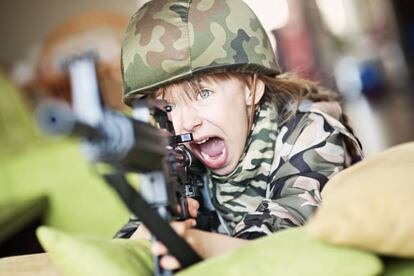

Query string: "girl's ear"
[[245, 76, 265, 106]]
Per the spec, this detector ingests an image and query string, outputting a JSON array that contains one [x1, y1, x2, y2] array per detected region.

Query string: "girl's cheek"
[[194, 99, 218, 116], [197, 104, 220, 120]]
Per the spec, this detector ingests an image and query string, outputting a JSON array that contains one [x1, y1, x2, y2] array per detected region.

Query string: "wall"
[[0, 0, 145, 64]]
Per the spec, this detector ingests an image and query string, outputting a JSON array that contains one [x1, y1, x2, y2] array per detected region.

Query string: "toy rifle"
[[35, 54, 218, 275]]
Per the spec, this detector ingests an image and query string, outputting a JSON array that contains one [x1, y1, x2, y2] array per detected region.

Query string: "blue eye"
[[197, 89, 213, 100], [165, 103, 176, 111]]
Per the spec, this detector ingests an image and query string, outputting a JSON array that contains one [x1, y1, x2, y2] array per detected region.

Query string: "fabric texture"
[[37, 226, 386, 276], [36, 226, 153, 276], [209, 100, 362, 238], [115, 101, 362, 239], [382, 258, 414, 276], [122, 0, 279, 105], [208, 101, 278, 235], [307, 141, 414, 258], [114, 99, 363, 239], [0, 196, 48, 244], [177, 227, 382, 276]]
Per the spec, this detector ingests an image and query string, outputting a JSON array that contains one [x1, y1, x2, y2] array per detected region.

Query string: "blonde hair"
[[156, 72, 339, 123], [261, 73, 359, 156], [154, 71, 358, 156], [260, 73, 340, 124], [155, 73, 250, 103]]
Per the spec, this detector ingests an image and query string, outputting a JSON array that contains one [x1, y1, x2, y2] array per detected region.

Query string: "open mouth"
[[190, 136, 228, 169]]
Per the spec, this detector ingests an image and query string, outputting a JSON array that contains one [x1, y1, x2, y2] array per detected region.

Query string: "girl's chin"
[[210, 163, 235, 175], [203, 153, 238, 176]]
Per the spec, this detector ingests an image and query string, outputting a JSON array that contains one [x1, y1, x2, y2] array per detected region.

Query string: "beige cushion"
[[307, 142, 414, 258], [0, 253, 63, 276]]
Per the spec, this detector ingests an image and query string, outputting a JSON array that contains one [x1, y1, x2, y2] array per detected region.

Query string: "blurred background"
[[0, 0, 413, 258]]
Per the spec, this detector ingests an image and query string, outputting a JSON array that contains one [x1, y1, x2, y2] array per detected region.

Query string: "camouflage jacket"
[[114, 100, 363, 239], [209, 100, 363, 239]]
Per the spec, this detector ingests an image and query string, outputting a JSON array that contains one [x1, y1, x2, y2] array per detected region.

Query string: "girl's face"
[[160, 74, 264, 175]]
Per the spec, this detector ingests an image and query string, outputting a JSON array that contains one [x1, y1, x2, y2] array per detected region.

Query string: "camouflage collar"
[[209, 101, 279, 233]]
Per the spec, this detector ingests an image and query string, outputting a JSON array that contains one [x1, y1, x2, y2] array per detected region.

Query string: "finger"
[[186, 198, 200, 218], [170, 221, 186, 236], [160, 255, 181, 270], [185, 218, 197, 228], [130, 224, 151, 240], [170, 219, 196, 236], [151, 241, 168, 256]]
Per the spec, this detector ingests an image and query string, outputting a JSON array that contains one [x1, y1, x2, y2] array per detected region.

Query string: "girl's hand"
[[152, 205, 249, 270], [150, 197, 201, 270], [130, 197, 200, 240], [184, 197, 200, 219], [152, 219, 198, 270]]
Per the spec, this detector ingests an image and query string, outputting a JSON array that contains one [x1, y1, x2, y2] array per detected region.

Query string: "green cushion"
[[0, 196, 48, 243], [0, 71, 130, 238], [382, 258, 414, 276], [0, 71, 42, 157], [36, 226, 153, 276], [178, 227, 383, 276], [36, 226, 383, 276], [0, 141, 130, 238]]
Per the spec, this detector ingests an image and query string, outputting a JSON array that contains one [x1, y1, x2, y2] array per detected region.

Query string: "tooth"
[[197, 138, 209, 144], [200, 148, 226, 163], [201, 151, 212, 161]]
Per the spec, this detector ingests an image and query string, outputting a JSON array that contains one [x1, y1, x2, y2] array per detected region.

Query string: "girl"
[[116, 0, 363, 269]]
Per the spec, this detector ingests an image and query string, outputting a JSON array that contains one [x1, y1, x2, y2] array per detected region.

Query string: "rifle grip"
[[178, 196, 190, 220]]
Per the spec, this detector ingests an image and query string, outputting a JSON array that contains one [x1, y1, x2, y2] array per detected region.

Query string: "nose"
[[176, 104, 202, 133]]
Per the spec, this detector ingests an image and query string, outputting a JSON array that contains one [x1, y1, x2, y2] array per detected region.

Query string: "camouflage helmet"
[[121, 0, 280, 106]]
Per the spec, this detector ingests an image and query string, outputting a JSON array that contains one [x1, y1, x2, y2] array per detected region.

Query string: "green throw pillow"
[[382, 258, 414, 276], [178, 227, 383, 276], [37, 226, 383, 276], [36, 226, 153, 276]]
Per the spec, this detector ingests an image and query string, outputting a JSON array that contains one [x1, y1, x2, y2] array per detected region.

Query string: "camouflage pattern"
[[114, 98, 363, 239], [209, 100, 363, 238], [121, 0, 280, 106]]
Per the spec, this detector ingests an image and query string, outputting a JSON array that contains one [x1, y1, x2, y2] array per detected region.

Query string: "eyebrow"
[[156, 73, 227, 103]]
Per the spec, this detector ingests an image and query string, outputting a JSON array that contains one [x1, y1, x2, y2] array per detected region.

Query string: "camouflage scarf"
[[208, 101, 279, 234]]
